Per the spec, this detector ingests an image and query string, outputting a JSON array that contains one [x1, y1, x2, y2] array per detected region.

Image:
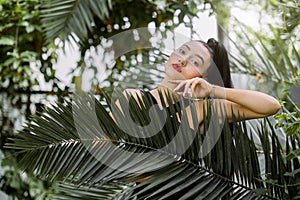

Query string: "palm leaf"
[[6, 91, 278, 199], [256, 115, 300, 199], [48, 181, 133, 200], [228, 18, 300, 84], [40, 0, 113, 44]]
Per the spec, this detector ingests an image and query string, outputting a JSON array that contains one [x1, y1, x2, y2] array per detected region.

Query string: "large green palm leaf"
[[6, 91, 277, 199], [40, 0, 112, 44], [48, 181, 133, 200]]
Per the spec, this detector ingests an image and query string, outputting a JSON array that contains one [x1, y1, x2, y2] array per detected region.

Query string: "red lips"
[[172, 63, 182, 72]]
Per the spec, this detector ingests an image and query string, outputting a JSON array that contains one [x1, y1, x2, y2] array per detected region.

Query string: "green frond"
[[229, 19, 300, 83], [48, 181, 133, 200], [6, 91, 279, 199], [256, 117, 300, 199], [40, 0, 113, 44]]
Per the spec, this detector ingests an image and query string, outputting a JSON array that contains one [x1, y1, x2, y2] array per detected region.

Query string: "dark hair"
[[197, 39, 233, 88]]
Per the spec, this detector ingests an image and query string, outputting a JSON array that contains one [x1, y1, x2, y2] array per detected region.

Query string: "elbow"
[[273, 100, 281, 114], [268, 99, 281, 116], [259, 99, 281, 117]]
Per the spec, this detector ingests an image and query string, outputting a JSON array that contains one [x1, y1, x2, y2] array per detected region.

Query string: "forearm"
[[212, 85, 281, 115]]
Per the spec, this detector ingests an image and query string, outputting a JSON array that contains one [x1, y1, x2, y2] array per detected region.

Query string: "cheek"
[[183, 67, 202, 79]]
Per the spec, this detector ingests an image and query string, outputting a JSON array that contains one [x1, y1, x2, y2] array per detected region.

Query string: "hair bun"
[[207, 38, 218, 50], [205, 38, 233, 88]]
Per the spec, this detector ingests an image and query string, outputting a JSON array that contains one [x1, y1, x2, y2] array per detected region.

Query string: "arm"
[[170, 78, 281, 121], [212, 85, 281, 121]]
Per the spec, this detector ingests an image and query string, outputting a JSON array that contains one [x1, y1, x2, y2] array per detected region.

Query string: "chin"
[[166, 70, 183, 79]]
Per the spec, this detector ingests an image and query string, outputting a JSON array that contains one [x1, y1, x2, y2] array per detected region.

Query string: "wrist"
[[209, 84, 216, 98]]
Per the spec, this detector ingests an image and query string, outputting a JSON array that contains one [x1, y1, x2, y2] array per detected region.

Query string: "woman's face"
[[165, 41, 211, 80]]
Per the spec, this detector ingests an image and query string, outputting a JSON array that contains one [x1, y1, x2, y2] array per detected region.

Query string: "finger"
[[190, 79, 201, 95], [191, 78, 203, 88], [174, 80, 187, 92], [168, 80, 184, 84], [183, 81, 191, 97]]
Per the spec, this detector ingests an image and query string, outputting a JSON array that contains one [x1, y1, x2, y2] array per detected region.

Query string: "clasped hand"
[[169, 77, 213, 99]]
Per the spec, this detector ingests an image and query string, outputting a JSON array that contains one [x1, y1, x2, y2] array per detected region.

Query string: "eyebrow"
[[195, 54, 204, 64], [182, 44, 191, 51]]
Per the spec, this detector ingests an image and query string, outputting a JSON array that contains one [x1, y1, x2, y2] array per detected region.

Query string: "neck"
[[158, 75, 177, 91], [149, 75, 180, 105], [155, 76, 180, 102]]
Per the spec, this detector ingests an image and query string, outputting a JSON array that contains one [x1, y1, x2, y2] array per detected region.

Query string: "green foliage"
[[5, 89, 300, 198], [48, 181, 133, 200], [0, 1, 69, 196], [39, 0, 202, 50], [221, 1, 300, 198], [5, 92, 277, 199], [40, 0, 113, 45], [0, 0, 60, 93], [257, 119, 300, 199], [0, 149, 51, 199], [1, 0, 300, 199], [228, 1, 300, 86]]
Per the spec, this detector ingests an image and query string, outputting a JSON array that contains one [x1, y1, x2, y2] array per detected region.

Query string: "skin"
[[125, 40, 281, 129]]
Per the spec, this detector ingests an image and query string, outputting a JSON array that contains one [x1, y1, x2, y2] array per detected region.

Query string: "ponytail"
[[206, 38, 233, 88]]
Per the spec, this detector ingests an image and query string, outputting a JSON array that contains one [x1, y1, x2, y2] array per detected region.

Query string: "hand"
[[169, 78, 213, 99]]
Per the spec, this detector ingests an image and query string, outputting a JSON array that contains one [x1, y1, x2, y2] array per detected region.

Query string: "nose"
[[178, 59, 187, 67]]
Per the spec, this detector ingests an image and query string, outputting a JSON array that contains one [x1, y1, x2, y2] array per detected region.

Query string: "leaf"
[[40, 0, 113, 44], [285, 149, 300, 160], [284, 168, 300, 177], [0, 36, 14, 46], [48, 181, 133, 199], [286, 121, 300, 136], [26, 25, 35, 33], [5, 92, 276, 199]]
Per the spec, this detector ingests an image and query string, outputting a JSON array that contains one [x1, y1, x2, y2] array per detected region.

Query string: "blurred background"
[[0, 0, 299, 199]]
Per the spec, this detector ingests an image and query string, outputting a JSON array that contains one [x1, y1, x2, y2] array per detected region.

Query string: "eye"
[[190, 58, 199, 67], [178, 48, 185, 55]]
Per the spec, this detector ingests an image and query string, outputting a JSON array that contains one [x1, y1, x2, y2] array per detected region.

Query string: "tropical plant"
[[0, 0, 67, 198], [2, 0, 300, 199], [0, 0, 62, 94], [39, 0, 200, 48], [227, 1, 300, 86], [4, 90, 298, 199]]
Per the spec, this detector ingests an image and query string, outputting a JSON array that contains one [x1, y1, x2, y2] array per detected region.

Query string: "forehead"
[[182, 41, 211, 60]]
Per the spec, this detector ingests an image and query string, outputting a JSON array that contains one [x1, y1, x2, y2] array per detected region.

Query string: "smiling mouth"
[[172, 64, 182, 72]]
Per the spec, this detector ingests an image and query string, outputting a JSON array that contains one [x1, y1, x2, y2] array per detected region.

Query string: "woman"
[[125, 38, 281, 129], [122, 38, 281, 199]]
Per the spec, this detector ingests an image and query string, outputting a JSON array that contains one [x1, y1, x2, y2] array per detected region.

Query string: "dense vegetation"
[[0, 0, 299, 199]]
